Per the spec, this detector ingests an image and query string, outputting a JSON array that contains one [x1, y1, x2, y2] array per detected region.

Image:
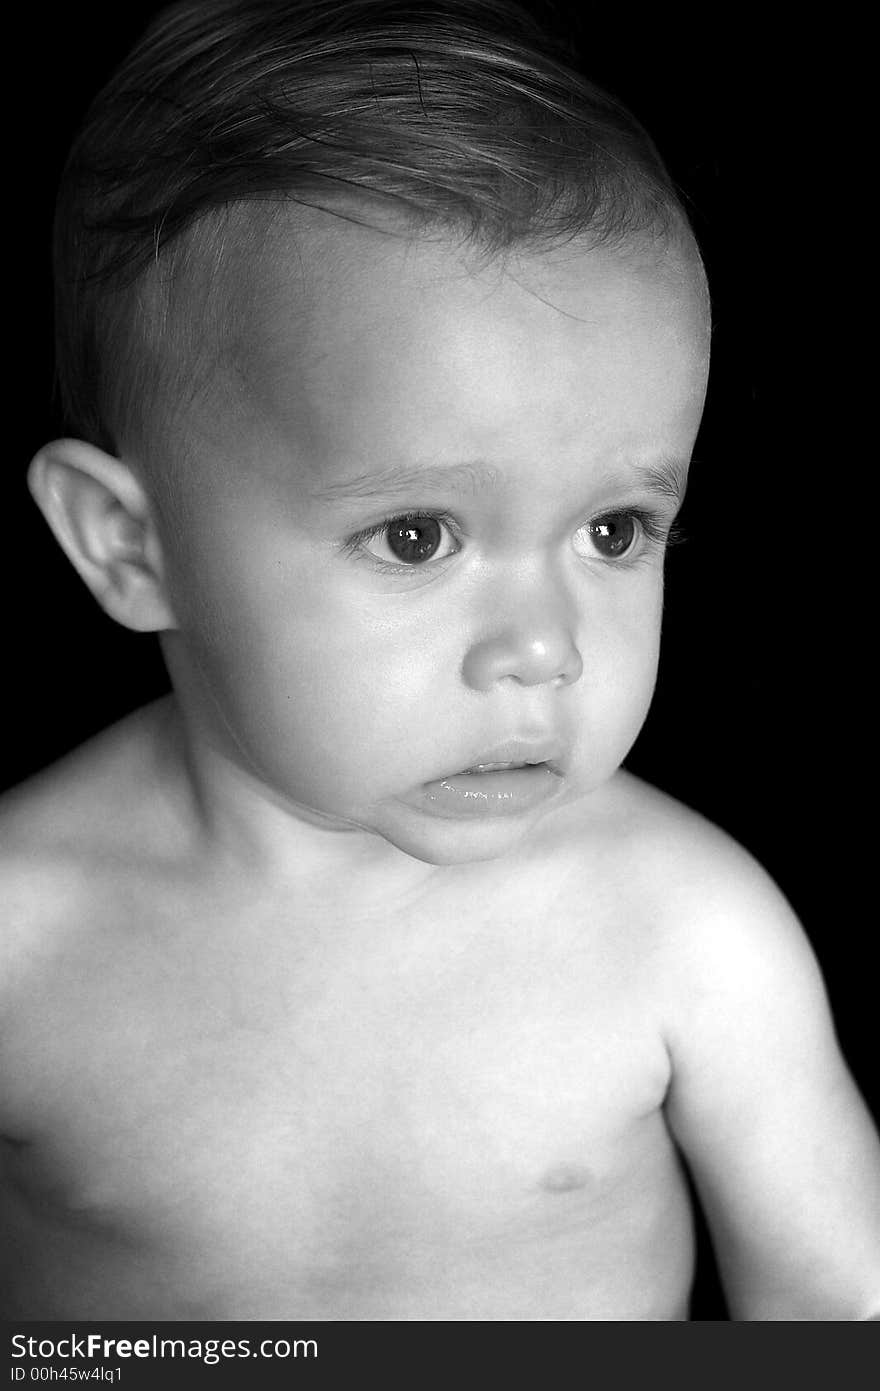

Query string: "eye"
[[353, 512, 459, 568], [574, 511, 640, 561]]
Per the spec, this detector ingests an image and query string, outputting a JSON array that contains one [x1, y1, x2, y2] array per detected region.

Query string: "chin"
[[373, 805, 560, 869]]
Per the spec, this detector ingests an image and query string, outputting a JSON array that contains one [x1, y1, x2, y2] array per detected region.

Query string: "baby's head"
[[34, 0, 710, 868]]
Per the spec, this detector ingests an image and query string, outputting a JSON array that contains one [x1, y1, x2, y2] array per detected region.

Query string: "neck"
[[150, 693, 455, 905]]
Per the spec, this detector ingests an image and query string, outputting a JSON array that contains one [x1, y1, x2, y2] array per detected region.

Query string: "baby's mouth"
[[460, 760, 541, 774], [419, 744, 566, 817], [451, 738, 566, 778]]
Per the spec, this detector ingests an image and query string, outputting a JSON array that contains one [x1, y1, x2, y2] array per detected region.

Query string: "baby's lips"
[[455, 735, 567, 776]]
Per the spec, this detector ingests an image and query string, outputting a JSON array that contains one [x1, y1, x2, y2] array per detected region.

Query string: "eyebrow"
[[310, 453, 690, 506]]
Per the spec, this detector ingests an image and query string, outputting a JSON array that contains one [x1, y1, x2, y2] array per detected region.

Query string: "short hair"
[[53, 0, 700, 480]]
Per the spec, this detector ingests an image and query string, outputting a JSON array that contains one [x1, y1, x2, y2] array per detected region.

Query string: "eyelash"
[[343, 508, 684, 575]]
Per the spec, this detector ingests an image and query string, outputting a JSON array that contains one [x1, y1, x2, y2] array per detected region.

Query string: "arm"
[[661, 832, 880, 1320]]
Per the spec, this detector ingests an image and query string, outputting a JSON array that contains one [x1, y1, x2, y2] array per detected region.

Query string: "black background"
[[5, 3, 874, 1322]]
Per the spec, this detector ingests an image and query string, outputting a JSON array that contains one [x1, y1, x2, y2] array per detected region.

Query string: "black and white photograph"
[[3, 0, 878, 1354]]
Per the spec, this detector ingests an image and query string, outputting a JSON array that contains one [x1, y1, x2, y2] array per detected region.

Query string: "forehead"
[[186, 207, 710, 489]]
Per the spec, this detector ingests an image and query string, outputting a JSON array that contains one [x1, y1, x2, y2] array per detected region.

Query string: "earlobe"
[[27, 439, 177, 633]]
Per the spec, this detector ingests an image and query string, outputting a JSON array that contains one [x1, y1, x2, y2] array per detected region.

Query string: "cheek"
[[172, 546, 451, 784], [582, 584, 663, 742]]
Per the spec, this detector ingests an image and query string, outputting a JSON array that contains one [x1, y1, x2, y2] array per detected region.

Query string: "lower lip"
[[418, 764, 563, 818]]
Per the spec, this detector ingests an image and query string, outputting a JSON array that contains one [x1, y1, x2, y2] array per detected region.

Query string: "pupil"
[[387, 516, 442, 564], [591, 513, 635, 557]]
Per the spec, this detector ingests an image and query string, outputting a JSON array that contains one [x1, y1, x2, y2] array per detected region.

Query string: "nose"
[[461, 580, 584, 693]]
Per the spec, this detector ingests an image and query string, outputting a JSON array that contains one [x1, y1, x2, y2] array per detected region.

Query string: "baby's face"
[[158, 215, 709, 866]]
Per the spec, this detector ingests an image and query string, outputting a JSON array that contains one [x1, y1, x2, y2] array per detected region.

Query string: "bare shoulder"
[[1, 696, 183, 856], [0, 697, 183, 995], [585, 769, 824, 1008], [0, 700, 189, 1131], [599, 769, 806, 926]]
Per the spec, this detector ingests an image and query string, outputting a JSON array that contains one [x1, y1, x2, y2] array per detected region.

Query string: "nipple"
[[540, 1162, 593, 1194]]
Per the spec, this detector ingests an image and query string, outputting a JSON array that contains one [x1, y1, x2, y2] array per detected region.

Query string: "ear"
[[28, 439, 177, 632]]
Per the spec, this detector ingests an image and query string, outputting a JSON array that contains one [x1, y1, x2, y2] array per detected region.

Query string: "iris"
[[589, 513, 636, 558], [386, 516, 443, 564]]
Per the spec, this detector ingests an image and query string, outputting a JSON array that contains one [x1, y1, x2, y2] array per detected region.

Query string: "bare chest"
[[5, 880, 691, 1318]]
